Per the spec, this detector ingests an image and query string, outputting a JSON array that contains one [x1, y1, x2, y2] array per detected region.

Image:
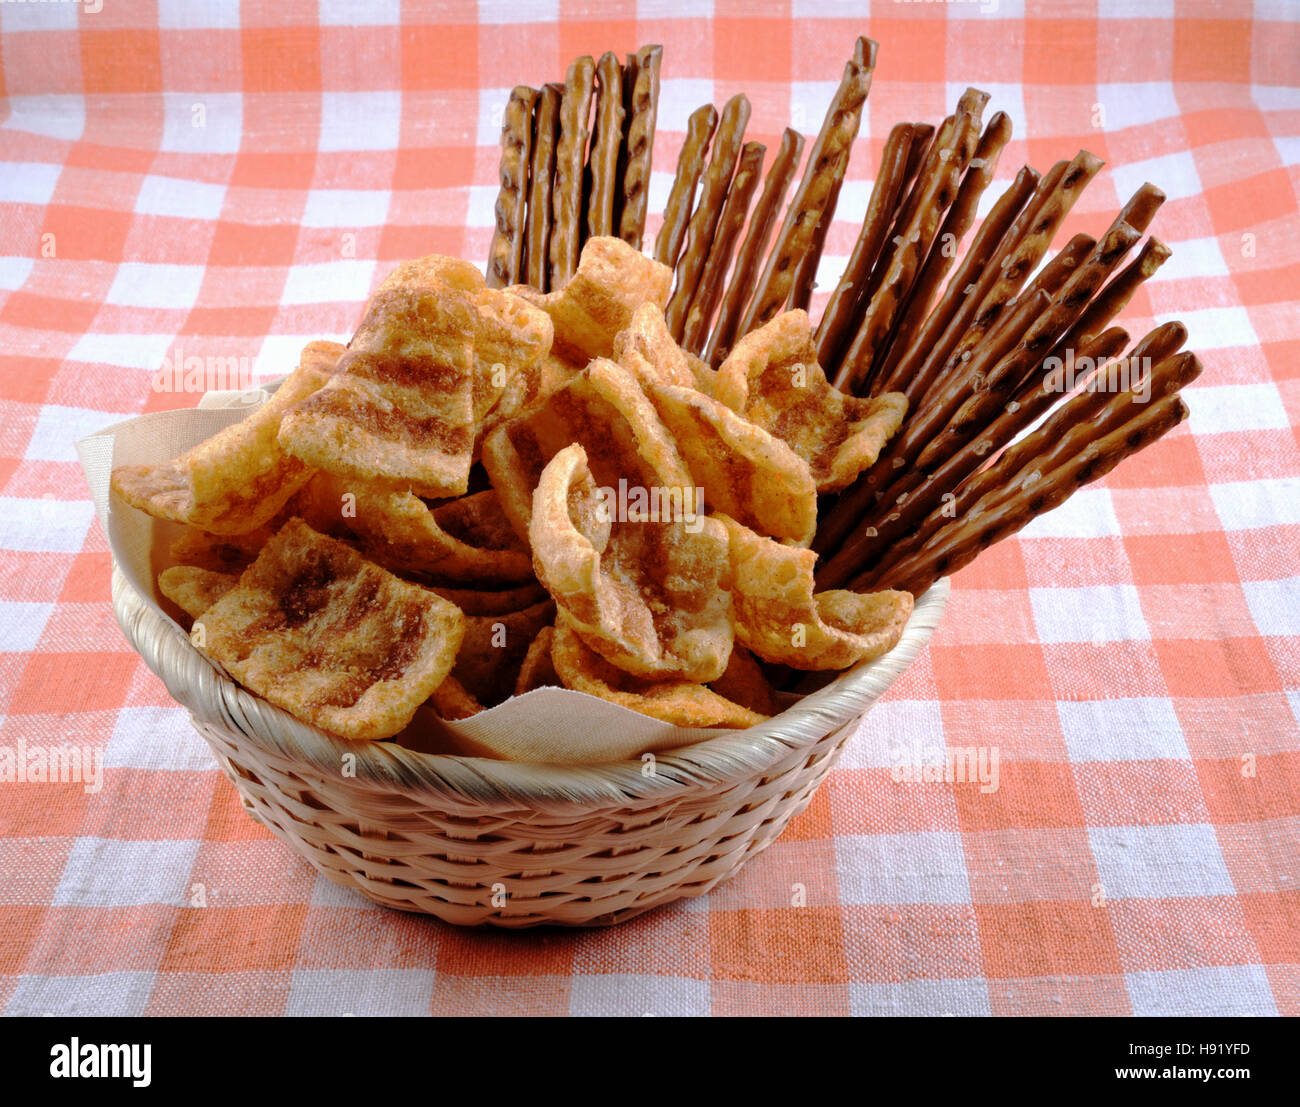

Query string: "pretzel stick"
[[863, 165, 1039, 407], [866, 323, 1188, 586], [863, 393, 1190, 596], [486, 85, 538, 289], [1019, 232, 1095, 300], [869, 111, 1013, 389], [815, 122, 916, 368], [838, 327, 1136, 590], [616, 44, 662, 250], [836, 110, 980, 394], [549, 55, 596, 288], [1061, 236, 1172, 349], [1112, 182, 1166, 235], [524, 83, 562, 292], [665, 94, 751, 341], [682, 140, 765, 355], [815, 287, 1050, 560], [705, 128, 804, 367], [584, 52, 625, 241], [653, 103, 719, 269], [741, 50, 877, 333]]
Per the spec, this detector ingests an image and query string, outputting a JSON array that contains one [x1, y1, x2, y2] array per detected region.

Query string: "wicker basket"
[[112, 566, 947, 927]]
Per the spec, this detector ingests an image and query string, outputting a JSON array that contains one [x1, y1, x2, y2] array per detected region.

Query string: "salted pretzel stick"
[[741, 48, 877, 333], [1112, 182, 1166, 236], [486, 85, 538, 289], [524, 83, 562, 291], [653, 104, 719, 269], [682, 140, 765, 355], [815, 122, 915, 368], [705, 128, 804, 367], [866, 165, 1039, 406], [616, 44, 662, 250], [839, 327, 1136, 589], [863, 393, 1190, 596], [549, 55, 596, 288], [585, 52, 625, 240], [836, 110, 981, 394], [1061, 236, 1172, 349], [869, 111, 1013, 389], [665, 94, 752, 341], [1019, 232, 1095, 300]]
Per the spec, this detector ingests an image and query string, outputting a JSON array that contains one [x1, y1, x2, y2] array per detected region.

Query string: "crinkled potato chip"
[[428, 674, 484, 721], [530, 443, 732, 683], [514, 625, 560, 695], [510, 236, 671, 363], [451, 598, 557, 706], [482, 356, 693, 539], [159, 565, 236, 619], [643, 379, 817, 545], [111, 351, 334, 534], [715, 310, 907, 492], [194, 518, 465, 740], [278, 285, 477, 498], [708, 644, 781, 717], [552, 618, 765, 729], [169, 525, 274, 574], [613, 303, 698, 389], [717, 513, 913, 670], [294, 472, 533, 583]]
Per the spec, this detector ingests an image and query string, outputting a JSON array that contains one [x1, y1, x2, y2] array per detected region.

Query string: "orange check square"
[[711, 906, 850, 984]]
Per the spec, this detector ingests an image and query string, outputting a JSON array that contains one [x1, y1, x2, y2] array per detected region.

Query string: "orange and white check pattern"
[[0, 1, 1296, 1017]]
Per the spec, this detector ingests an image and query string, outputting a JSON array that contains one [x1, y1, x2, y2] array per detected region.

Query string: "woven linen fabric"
[[0, 0, 1297, 1017]]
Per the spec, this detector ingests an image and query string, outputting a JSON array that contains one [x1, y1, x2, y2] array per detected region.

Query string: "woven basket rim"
[[113, 560, 948, 815]]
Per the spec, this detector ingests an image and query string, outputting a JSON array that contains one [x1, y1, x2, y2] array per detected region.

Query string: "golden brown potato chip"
[[510, 236, 671, 363], [299, 339, 347, 376], [552, 617, 765, 729], [293, 472, 533, 584], [643, 379, 817, 545], [278, 283, 477, 498], [715, 310, 907, 492], [158, 565, 236, 619], [514, 625, 560, 695], [451, 598, 557, 706], [529, 443, 732, 683], [194, 518, 465, 740], [482, 356, 693, 540], [169, 526, 273, 574], [428, 674, 484, 721], [111, 352, 333, 534], [708, 644, 781, 717], [717, 513, 913, 670], [429, 582, 549, 616], [612, 303, 697, 389]]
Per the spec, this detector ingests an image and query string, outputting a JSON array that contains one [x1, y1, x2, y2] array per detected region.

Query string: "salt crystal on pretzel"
[[515, 236, 671, 364], [530, 443, 732, 683], [194, 518, 464, 741], [293, 472, 533, 584], [551, 617, 765, 729], [717, 514, 912, 670], [715, 310, 906, 492], [111, 347, 336, 535], [158, 565, 237, 620]]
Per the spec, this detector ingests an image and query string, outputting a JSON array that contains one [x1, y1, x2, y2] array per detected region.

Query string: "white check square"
[[286, 969, 437, 1016], [1126, 964, 1277, 1017], [53, 837, 203, 907], [302, 188, 392, 228], [161, 92, 243, 154], [106, 263, 205, 310], [1089, 824, 1235, 900], [1094, 82, 1181, 130], [837, 832, 972, 905], [1019, 486, 1122, 539], [1242, 577, 1300, 636], [27, 405, 136, 463], [1058, 697, 1190, 763], [0, 496, 95, 554], [851, 976, 992, 1017], [135, 174, 227, 221], [568, 973, 711, 1017], [0, 601, 54, 652], [104, 706, 218, 772], [1030, 584, 1149, 644], [1, 95, 85, 141], [5, 972, 157, 1017], [0, 162, 61, 207], [0, 256, 34, 291], [279, 260, 376, 305], [320, 91, 401, 153], [1210, 477, 1300, 530], [1186, 383, 1290, 436]]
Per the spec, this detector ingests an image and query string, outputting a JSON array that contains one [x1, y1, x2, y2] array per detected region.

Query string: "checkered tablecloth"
[[1, 0, 1296, 1018]]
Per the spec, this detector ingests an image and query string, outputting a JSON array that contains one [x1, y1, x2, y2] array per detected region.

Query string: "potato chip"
[[514, 625, 560, 695], [159, 565, 236, 619], [428, 675, 484, 721], [293, 472, 533, 584], [708, 644, 781, 717], [482, 356, 693, 540], [111, 350, 334, 534], [509, 236, 671, 363], [642, 379, 817, 545], [451, 598, 557, 706], [194, 518, 465, 741], [429, 582, 549, 616], [552, 617, 765, 729], [169, 526, 274, 574], [530, 443, 732, 682], [279, 283, 477, 498], [714, 309, 907, 492], [717, 513, 913, 670], [613, 303, 697, 389]]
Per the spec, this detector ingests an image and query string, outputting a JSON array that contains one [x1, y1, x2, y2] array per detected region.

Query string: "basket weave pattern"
[[114, 567, 947, 927]]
